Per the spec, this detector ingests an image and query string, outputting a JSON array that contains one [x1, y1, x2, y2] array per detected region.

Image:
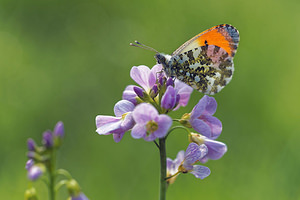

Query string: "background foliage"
[[1, 0, 299, 199]]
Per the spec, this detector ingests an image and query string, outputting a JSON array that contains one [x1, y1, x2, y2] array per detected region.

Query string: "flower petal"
[[153, 114, 172, 138], [190, 165, 211, 179], [199, 115, 222, 139], [121, 112, 135, 131], [131, 124, 146, 139], [95, 115, 122, 135], [190, 96, 209, 119], [122, 85, 138, 105], [202, 96, 217, 115], [190, 118, 211, 138], [114, 100, 135, 117], [183, 143, 202, 167], [173, 80, 193, 110], [132, 103, 158, 124], [161, 86, 176, 110], [200, 138, 227, 162], [113, 132, 125, 143], [130, 66, 155, 91]]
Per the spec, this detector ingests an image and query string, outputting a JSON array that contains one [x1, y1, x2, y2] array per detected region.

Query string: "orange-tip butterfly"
[[130, 24, 239, 95]]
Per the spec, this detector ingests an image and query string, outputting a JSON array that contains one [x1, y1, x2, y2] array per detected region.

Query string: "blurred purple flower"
[[188, 95, 222, 139], [54, 121, 64, 138], [96, 100, 135, 142], [70, 193, 89, 200], [178, 143, 211, 179], [166, 151, 184, 184], [27, 138, 36, 151], [42, 131, 53, 148], [25, 159, 34, 170], [131, 103, 172, 141], [27, 164, 44, 181]]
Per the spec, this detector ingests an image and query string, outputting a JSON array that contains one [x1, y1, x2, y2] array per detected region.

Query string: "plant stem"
[[159, 138, 167, 200], [48, 149, 56, 200]]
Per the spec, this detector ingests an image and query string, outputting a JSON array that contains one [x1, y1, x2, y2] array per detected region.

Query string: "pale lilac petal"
[[183, 143, 202, 167], [151, 64, 163, 74], [131, 124, 146, 139], [190, 118, 211, 138], [190, 96, 209, 119], [114, 100, 135, 117], [173, 80, 193, 110], [202, 95, 217, 115], [121, 112, 134, 130], [167, 158, 174, 170], [190, 165, 211, 179], [130, 66, 155, 91], [153, 114, 172, 138], [161, 86, 176, 110], [200, 138, 227, 162], [96, 115, 120, 128], [144, 132, 157, 141], [199, 115, 222, 139], [95, 116, 122, 135], [122, 85, 137, 105], [113, 132, 125, 143], [25, 159, 34, 170], [132, 103, 158, 124], [198, 144, 208, 160]]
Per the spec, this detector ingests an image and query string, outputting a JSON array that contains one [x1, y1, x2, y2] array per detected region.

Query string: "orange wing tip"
[[196, 24, 239, 57]]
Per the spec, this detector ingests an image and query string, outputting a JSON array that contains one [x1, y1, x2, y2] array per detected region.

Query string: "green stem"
[[48, 150, 56, 200], [159, 138, 167, 200]]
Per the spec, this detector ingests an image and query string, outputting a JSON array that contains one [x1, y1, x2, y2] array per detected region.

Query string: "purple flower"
[[42, 130, 53, 148], [27, 138, 36, 151], [25, 159, 34, 170], [71, 193, 89, 200], [189, 133, 227, 163], [187, 95, 222, 139], [166, 151, 184, 184], [54, 121, 64, 138], [27, 164, 44, 181], [122, 85, 139, 105], [178, 143, 211, 179], [173, 79, 193, 110], [131, 103, 172, 141], [96, 100, 135, 142], [130, 65, 161, 92], [161, 86, 177, 110]]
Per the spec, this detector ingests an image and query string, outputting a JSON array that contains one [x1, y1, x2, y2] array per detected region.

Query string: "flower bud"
[[54, 121, 64, 138], [149, 84, 158, 98], [27, 164, 45, 181], [133, 86, 144, 99], [161, 86, 176, 110], [42, 131, 53, 148], [166, 77, 174, 87], [27, 138, 36, 151]]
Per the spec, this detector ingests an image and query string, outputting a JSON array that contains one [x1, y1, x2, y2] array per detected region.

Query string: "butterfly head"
[[154, 53, 172, 77]]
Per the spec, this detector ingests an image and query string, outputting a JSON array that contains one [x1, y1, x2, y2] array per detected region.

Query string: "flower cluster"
[[96, 64, 193, 142], [95, 64, 228, 185], [25, 122, 88, 200]]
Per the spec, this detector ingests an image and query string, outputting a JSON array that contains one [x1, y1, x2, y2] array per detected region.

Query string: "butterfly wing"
[[167, 24, 239, 95], [172, 24, 239, 58]]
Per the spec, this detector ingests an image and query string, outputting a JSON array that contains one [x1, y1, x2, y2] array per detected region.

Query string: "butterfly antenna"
[[130, 40, 159, 53]]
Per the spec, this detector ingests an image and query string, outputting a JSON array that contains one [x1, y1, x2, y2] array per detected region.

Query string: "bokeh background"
[[1, 0, 300, 199]]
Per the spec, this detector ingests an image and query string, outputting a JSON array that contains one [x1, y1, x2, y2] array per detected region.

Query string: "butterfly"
[[130, 24, 240, 95]]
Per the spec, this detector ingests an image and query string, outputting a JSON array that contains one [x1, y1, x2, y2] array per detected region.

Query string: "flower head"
[[42, 130, 53, 148], [26, 163, 45, 181], [189, 133, 227, 163], [182, 95, 222, 139], [131, 103, 172, 141], [54, 121, 64, 138], [167, 143, 211, 180], [96, 100, 135, 142]]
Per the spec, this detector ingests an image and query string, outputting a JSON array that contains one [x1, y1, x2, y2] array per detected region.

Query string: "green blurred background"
[[1, 0, 299, 199]]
